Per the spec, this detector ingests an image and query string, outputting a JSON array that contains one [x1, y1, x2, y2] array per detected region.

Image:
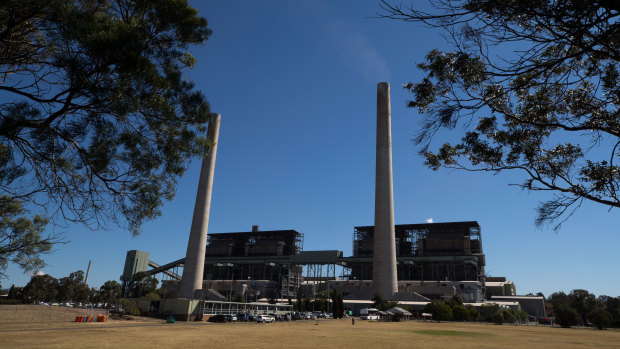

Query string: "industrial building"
[[124, 220, 489, 304], [349, 221, 484, 280], [120, 82, 545, 319]]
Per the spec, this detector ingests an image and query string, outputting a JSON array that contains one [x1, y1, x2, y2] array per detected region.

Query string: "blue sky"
[[4, 1, 619, 298]]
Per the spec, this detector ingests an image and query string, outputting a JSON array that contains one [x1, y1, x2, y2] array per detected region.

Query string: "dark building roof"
[[354, 221, 480, 232]]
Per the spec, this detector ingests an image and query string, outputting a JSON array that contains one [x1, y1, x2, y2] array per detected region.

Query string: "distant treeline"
[[417, 290, 619, 330], [1, 271, 162, 309]]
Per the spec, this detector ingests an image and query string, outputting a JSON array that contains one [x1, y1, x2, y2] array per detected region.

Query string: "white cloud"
[[311, 4, 390, 82], [28, 270, 46, 277]]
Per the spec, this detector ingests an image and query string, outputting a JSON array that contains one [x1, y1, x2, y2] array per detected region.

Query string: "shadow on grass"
[[410, 330, 494, 337]]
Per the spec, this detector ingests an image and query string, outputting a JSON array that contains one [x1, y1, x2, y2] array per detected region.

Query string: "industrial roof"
[[486, 281, 515, 287], [354, 221, 480, 231], [491, 295, 544, 300]]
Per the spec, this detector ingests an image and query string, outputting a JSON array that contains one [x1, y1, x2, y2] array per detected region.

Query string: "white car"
[[360, 314, 380, 320], [256, 315, 275, 323]]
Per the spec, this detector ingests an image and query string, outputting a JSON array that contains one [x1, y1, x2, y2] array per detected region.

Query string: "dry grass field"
[[1, 306, 619, 349], [0, 304, 109, 323]]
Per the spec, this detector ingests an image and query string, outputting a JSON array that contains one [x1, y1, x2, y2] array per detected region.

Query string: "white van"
[[359, 308, 380, 320]]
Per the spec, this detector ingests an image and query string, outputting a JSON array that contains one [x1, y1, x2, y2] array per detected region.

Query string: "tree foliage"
[[502, 309, 516, 324], [599, 295, 620, 326], [467, 306, 480, 321], [331, 290, 343, 318], [0, 197, 61, 276], [7, 284, 22, 299], [296, 290, 303, 312], [446, 295, 463, 309], [0, 0, 212, 246], [555, 304, 581, 328], [371, 292, 399, 311], [57, 270, 89, 303], [491, 311, 505, 324], [21, 273, 58, 303], [118, 298, 140, 316], [126, 271, 158, 298], [380, 0, 620, 229], [479, 303, 501, 322], [567, 289, 598, 323], [452, 304, 469, 321], [589, 307, 612, 329], [99, 280, 121, 305], [549, 289, 598, 323], [21, 269, 91, 303], [423, 300, 453, 322], [515, 309, 529, 322]]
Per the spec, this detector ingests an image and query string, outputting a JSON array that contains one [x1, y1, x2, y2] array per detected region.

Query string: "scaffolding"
[[206, 230, 303, 257], [353, 221, 482, 257], [350, 221, 485, 282]]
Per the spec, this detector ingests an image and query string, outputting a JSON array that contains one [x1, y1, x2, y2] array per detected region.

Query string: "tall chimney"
[[178, 114, 221, 299], [84, 260, 92, 286], [372, 82, 398, 299]]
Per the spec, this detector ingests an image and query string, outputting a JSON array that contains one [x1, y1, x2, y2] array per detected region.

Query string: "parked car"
[[236, 313, 250, 322], [208, 315, 228, 323], [224, 314, 237, 322], [276, 314, 291, 321], [256, 315, 275, 323]]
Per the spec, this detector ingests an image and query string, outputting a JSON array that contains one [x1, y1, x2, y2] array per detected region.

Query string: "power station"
[[121, 83, 543, 319]]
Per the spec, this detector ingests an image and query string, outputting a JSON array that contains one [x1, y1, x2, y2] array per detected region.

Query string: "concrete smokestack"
[[84, 260, 91, 286], [178, 114, 221, 299], [372, 82, 398, 299]]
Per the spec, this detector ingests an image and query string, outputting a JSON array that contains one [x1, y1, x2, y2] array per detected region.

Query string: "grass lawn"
[[1, 311, 619, 349]]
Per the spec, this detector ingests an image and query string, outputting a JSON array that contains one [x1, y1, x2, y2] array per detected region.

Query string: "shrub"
[[480, 303, 500, 322], [119, 298, 140, 316], [491, 312, 505, 324], [555, 305, 581, 328], [502, 309, 516, 324], [446, 295, 463, 309], [144, 292, 161, 301], [423, 300, 452, 322], [588, 308, 612, 330], [515, 309, 528, 322], [0, 299, 20, 305], [467, 307, 480, 321], [452, 305, 469, 321]]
